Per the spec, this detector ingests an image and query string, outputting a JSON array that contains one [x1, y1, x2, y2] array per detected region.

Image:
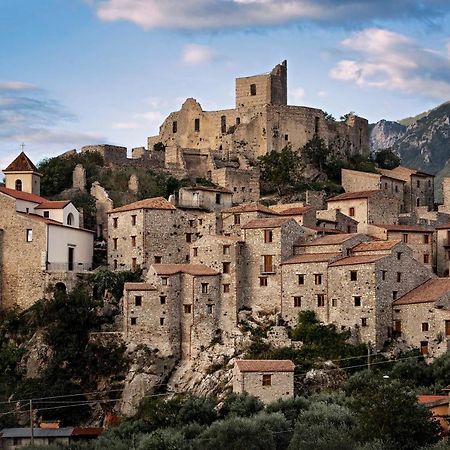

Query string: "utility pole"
[[29, 399, 34, 445]]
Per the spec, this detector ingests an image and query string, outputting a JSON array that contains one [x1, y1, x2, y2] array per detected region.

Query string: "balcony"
[[260, 265, 276, 274], [46, 262, 92, 273]]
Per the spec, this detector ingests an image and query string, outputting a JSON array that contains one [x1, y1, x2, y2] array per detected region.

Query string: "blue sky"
[[1, 0, 450, 169]]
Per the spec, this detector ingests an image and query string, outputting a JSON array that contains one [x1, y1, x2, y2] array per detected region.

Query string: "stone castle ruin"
[[68, 61, 370, 204]]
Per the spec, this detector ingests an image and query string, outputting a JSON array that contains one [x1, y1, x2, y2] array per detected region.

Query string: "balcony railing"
[[46, 262, 92, 273], [260, 265, 276, 274]]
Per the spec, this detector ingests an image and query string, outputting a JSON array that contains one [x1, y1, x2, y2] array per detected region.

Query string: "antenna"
[[20, 143, 26, 151]]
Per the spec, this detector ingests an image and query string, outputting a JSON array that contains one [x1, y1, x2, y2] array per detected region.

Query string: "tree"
[[219, 393, 264, 418], [257, 146, 304, 195], [302, 135, 330, 172], [350, 377, 441, 450], [374, 149, 401, 170]]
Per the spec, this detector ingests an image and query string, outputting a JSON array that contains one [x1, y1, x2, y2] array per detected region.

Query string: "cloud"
[[92, 0, 450, 30], [182, 44, 216, 65], [330, 28, 450, 100], [0, 80, 105, 162], [290, 87, 305, 102]]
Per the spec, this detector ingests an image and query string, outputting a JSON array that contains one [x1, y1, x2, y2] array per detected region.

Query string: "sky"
[[1, 0, 450, 170]]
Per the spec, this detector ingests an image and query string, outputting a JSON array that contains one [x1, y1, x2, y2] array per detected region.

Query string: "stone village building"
[[233, 359, 295, 404], [0, 153, 94, 309]]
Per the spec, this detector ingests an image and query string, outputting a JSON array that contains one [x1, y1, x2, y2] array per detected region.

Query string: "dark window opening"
[[221, 115, 227, 133], [194, 118, 200, 132], [135, 296, 142, 306], [160, 295, 166, 305], [350, 271, 357, 281], [314, 117, 320, 133], [250, 84, 257, 96], [298, 274, 305, 285], [172, 121, 178, 133], [294, 296, 302, 307], [354, 296, 361, 307], [15, 179, 22, 191]]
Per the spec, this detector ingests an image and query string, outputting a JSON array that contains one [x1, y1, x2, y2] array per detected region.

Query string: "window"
[[223, 262, 231, 274], [161, 277, 168, 285], [250, 83, 257, 96], [394, 320, 401, 334], [131, 215, 136, 226], [113, 259, 118, 270], [420, 341, 428, 356], [397, 272, 402, 282], [349, 207, 355, 217], [160, 317, 165, 326], [445, 320, 450, 336], [397, 252, 402, 260], [423, 254, 430, 264], [223, 284, 230, 293], [207, 304, 214, 314], [132, 258, 137, 270], [199, 219, 203, 226], [43, 211, 49, 218], [216, 193, 221, 204], [192, 248, 198, 257], [298, 274, 305, 285], [223, 245, 230, 255], [361, 318, 368, 327], [186, 233, 192, 243], [392, 291, 398, 300], [395, 185, 399, 193], [184, 304, 192, 314], [135, 296, 142, 306], [416, 197, 420, 207], [422, 322, 429, 332], [424, 234, 430, 244], [284, 134, 289, 141], [263, 255, 274, 273], [314, 274, 322, 285], [160, 295, 166, 305], [294, 296, 302, 307], [332, 298, 338, 307], [112, 238, 117, 250], [350, 271, 357, 281], [26, 229, 33, 242], [172, 121, 178, 133], [317, 294, 325, 307], [113, 217, 118, 228], [130, 317, 137, 326], [417, 180, 421, 188], [131, 236, 136, 247], [384, 182, 388, 189], [354, 296, 361, 307], [260, 277, 268, 287], [154, 256, 162, 264], [262, 374, 272, 386], [236, 117, 241, 125], [402, 233, 408, 243], [194, 118, 200, 132], [264, 229, 273, 243], [234, 214, 241, 225], [221, 115, 227, 133], [201, 283, 209, 294], [314, 116, 319, 133]]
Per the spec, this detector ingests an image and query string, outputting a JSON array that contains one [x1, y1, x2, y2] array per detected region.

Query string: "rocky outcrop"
[[19, 331, 54, 379], [369, 120, 406, 153]]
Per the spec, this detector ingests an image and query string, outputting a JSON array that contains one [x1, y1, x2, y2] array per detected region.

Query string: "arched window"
[[416, 198, 420, 207], [67, 213, 74, 226], [15, 179, 22, 191]]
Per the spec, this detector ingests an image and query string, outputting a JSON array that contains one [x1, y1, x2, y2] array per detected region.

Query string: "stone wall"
[[90, 182, 113, 238], [233, 367, 294, 404], [72, 164, 86, 191], [0, 194, 47, 309], [81, 144, 128, 165]]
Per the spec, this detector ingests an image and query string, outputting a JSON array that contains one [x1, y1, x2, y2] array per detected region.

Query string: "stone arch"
[[67, 213, 74, 226], [15, 179, 22, 191], [54, 282, 66, 293]]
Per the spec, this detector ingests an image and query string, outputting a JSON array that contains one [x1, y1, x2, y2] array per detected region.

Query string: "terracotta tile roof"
[[152, 264, 218, 276], [124, 283, 156, 291], [278, 206, 314, 216], [304, 226, 344, 234], [269, 202, 306, 212], [393, 278, 450, 305], [329, 255, 386, 266], [372, 224, 433, 233], [16, 212, 95, 234], [235, 359, 295, 372], [0, 186, 47, 204], [352, 240, 401, 252], [327, 190, 381, 202], [282, 253, 341, 265], [221, 202, 279, 215], [241, 217, 294, 229], [109, 197, 175, 213], [417, 395, 449, 405], [183, 185, 232, 194], [3, 152, 38, 172], [303, 233, 360, 246], [35, 200, 71, 210], [71, 428, 103, 437]]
